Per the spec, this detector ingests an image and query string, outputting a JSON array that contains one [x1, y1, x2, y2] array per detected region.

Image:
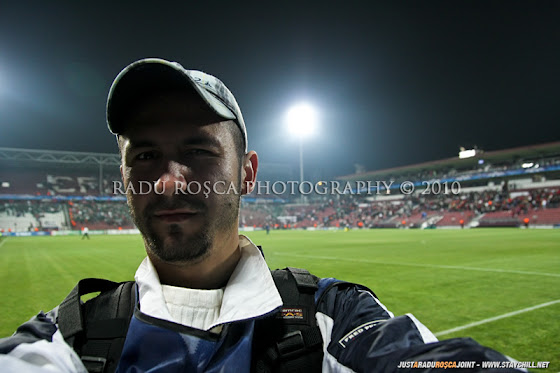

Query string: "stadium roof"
[[337, 141, 560, 181], [0, 148, 292, 180], [0, 147, 121, 169]]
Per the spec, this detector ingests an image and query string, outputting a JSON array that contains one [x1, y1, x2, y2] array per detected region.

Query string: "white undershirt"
[[135, 235, 283, 333], [161, 285, 224, 331]]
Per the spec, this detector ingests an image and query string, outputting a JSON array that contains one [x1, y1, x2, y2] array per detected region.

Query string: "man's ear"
[[241, 151, 258, 195], [118, 136, 127, 183]]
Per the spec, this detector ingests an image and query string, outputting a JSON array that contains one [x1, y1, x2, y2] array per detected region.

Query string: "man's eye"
[[185, 149, 212, 156], [136, 151, 157, 161]]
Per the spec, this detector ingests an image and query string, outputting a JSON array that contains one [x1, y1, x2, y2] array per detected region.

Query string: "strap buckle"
[[81, 356, 107, 373], [277, 330, 305, 359]]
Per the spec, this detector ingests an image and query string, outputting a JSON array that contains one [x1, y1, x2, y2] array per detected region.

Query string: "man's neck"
[[148, 234, 241, 289]]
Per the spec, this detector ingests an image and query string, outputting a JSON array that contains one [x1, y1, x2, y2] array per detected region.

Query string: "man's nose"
[[154, 161, 188, 196]]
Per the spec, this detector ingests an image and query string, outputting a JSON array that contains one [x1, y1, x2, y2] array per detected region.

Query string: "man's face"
[[119, 92, 244, 264]]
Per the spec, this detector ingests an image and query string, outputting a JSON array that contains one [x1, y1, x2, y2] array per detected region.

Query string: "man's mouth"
[[154, 209, 199, 222]]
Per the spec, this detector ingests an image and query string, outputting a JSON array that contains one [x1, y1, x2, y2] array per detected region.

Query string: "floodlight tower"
[[286, 103, 317, 204]]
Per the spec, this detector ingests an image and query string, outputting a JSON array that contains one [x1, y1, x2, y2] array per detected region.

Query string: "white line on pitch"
[[274, 253, 560, 278], [0, 237, 8, 248], [434, 299, 560, 337]]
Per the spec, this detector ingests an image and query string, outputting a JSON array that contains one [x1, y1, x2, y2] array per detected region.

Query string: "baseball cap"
[[106, 58, 247, 152]]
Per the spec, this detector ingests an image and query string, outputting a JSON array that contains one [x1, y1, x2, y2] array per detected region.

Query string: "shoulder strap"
[[57, 279, 136, 373], [253, 267, 323, 373], [58, 279, 122, 344]]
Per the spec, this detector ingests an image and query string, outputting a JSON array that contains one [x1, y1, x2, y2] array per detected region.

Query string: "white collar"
[[134, 235, 282, 329]]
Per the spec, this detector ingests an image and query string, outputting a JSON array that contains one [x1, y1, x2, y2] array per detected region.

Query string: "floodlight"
[[286, 103, 317, 138], [285, 103, 319, 204], [459, 149, 476, 159]]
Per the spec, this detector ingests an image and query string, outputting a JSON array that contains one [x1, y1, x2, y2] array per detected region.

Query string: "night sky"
[[1, 1, 559, 178]]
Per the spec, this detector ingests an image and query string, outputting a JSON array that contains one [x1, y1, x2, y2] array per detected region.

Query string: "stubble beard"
[[128, 190, 241, 264]]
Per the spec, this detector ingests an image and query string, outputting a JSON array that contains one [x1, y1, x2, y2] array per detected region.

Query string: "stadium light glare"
[[286, 103, 318, 204], [286, 103, 317, 138], [459, 149, 476, 159]]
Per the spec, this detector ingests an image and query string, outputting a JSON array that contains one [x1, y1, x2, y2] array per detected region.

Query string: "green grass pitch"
[[1, 228, 558, 370]]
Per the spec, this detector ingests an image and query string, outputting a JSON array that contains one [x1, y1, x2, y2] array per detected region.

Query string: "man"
[[0, 58, 522, 372], [81, 226, 90, 240]]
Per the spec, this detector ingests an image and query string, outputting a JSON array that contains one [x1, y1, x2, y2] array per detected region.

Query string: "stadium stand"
[[435, 211, 474, 227], [531, 207, 560, 225], [478, 211, 521, 227], [1, 169, 47, 195], [1, 142, 560, 233], [68, 200, 134, 230]]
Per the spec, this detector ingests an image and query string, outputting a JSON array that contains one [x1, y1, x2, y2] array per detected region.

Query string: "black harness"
[[57, 267, 323, 373]]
